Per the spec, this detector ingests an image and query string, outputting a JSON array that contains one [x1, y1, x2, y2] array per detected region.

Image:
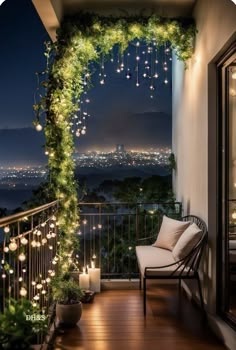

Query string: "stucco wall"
[[172, 0, 236, 348]]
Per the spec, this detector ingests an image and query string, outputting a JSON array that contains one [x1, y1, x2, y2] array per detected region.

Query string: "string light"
[[9, 240, 18, 252], [4, 247, 9, 253], [18, 253, 26, 262], [4, 226, 10, 233], [35, 123, 43, 132], [20, 237, 28, 245], [20, 287, 27, 297]]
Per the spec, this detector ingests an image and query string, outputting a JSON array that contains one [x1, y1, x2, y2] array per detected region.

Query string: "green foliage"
[[35, 12, 196, 271], [0, 298, 48, 350], [168, 152, 176, 171], [51, 275, 84, 305]]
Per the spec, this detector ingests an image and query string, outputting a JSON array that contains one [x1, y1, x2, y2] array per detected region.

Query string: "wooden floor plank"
[[54, 284, 226, 350]]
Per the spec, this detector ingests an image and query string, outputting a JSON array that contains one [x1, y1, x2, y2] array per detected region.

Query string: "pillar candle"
[[88, 268, 101, 292], [79, 272, 90, 290]]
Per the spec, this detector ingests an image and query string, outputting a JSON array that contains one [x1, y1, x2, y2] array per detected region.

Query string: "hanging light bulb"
[[4, 226, 10, 233], [35, 123, 43, 132], [164, 79, 168, 84], [51, 232, 56, 238], [100, 79, 105, 84], [136, 42, 140, 47], [2, 274, 6, 279], [136, 56, 140, 61], [76, 129, 81, 137], [46, 277, 51, 283], [20, 237, 28, 245], [19, 277, 23, 282], [36, 283, 43, 290], [42, 238, 47, 245], [18, 253, 26, 262], [149, 85, 155, 91], [36, 242, 41, 248], [126, 72, 131, 79], [4, 247, 9, 253], [116, 68, 121, 73], [232, 209, 236, 220], [36, 230, 42, 236], [50, 223, 55, 229], [9, 240, 18, 251], [81, 129, 86, 135], [136, 82, 140, 87], [49, 245, 53, 250], [154, 73, 159, 78], [143, 73, 147, 78], [32, 281, 36, 286], [46, 233, 52, 239], [41, 290, 47, 295], [20, 287, 27, 297], [34, 295, 40, 301], [144, 60, 149, 65]]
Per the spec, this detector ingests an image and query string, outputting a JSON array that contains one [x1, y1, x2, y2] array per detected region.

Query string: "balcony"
[[0, 200, 225, 349]]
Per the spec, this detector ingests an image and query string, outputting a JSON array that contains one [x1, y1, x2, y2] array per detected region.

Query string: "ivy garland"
[[34, 13, 196, 271]]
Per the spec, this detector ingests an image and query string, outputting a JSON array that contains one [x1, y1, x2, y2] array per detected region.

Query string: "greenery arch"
[[35, 13, 196, 269]]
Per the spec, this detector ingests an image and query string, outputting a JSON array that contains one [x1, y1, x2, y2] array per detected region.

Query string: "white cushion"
[[135, 245, 194, 277], [172, 223, 202, 261], [153, 215, 190, 251]]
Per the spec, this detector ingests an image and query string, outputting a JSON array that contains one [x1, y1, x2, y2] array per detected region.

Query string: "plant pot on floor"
[[56, 302, 82, 326]]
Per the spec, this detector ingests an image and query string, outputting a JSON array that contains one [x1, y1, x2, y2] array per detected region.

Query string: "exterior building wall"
[[172, 0, 236, 348]]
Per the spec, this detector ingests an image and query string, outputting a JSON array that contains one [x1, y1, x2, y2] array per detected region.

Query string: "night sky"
[[0, 0, 172, 166]]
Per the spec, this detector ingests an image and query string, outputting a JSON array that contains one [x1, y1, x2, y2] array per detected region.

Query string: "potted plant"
[[51, 273, 84, 327], [0, 298, 48, 349]]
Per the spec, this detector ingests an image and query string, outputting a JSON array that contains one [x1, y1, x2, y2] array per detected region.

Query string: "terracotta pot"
[[56, 302, 82, 326]]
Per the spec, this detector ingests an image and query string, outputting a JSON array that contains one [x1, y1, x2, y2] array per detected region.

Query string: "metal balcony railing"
[[77, 202, 182, 279], [0, 200, 59, 314]]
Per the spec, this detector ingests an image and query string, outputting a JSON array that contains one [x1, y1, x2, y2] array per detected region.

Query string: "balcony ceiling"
[[32, 0, 196, 41]]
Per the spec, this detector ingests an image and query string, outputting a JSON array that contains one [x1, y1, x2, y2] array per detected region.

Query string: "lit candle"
[[79, 267, 90, 290], [88, 265, 101, 293]]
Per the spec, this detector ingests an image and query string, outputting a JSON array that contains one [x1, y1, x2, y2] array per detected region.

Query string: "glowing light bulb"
[[100, 79, 105, 84], [232, 209, 236, 220], [164, 79, 168, 84], [9, 269, 14, 274], [136, 42, 140, 47], [36, 284, 43, 290], [34, 295, 40, 301], [36, 242, 41, 248], [9, 241, 18, 251], [2, 274, 6, 279], [31, 240, 37, 247], [42, 238, 47, 245], [77, 230, 82, 235], [18, 253, 26, 262], [144, 60, 149, 65], [116, 68, 121, 73], [81, 129, 86, 135], [164, 66, 168, 71], [32, 281, 36, 286], [136, 56, 140, 61], [51, 232, 56, 238], [143, 73, 147, 78], [20, 237, 28, 245], [149, 85, 155, 91], [46, 277, 51, 283], [4, 226, 10, 233], [49, 245, 53, 250], [50, 271, 55, 277], [154, 73, 159, 78], [126, 73, 131, 79], [41, 290, 46, 295], [98, 224, 102, 229], [19, 277, 23, 282], [76, 129, 80, 138], [35, 123, 43, 132], [49, 223, 55, 229], [36, 230, 42, 236], [232, 70, 236, 80], [4, 247, 9, 253], [46, 233, 52, 239], [20, 287, 27, 297], [136, 82, 140, 87], [155, 60, 158, 64]]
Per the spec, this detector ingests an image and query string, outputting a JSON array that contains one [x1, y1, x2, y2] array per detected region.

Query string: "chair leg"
[[143, 277, 146, 316], [196, 275, 204, 312]]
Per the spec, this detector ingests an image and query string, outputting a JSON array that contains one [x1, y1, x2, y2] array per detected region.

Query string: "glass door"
[[219, 45, 236, 329]]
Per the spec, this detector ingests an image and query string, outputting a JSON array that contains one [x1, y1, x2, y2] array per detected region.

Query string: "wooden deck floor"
[[54, 284, 225, 350]]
